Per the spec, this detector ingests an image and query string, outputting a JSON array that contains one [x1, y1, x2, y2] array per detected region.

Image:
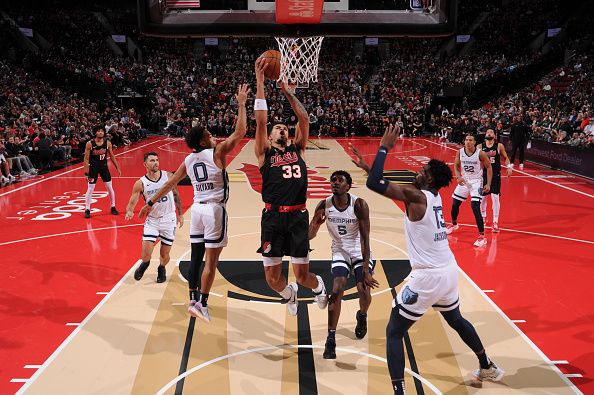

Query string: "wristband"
[[378, 145, 389, 154], [254, 99, 268, 111], [147, 200, 154, 207]]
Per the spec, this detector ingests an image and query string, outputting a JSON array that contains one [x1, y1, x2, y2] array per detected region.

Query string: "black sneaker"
[[157, 265, 166, 283], [355, 310, 367, 339], [323, 339, 336, 359], [111, 207, 119, 215], [84, 209, 91, 219], [134, 261, 150, 281]]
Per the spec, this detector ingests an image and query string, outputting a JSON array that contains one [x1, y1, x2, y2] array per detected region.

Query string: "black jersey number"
[[463, 165, 475, 173], [337, 225, 347, 236], [282, 164, 302, 179], [193, 162, 209, 182]]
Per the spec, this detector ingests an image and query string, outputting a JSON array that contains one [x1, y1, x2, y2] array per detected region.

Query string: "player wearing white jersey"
[[353, 125, 503, 395], [446, 134, 492, 247], [140, 84, 249, 322], [125, 152, 183, 283], [309, 170, 378, 360]]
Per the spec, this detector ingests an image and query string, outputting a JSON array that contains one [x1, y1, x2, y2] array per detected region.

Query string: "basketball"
[[258, 49, 281, 80]]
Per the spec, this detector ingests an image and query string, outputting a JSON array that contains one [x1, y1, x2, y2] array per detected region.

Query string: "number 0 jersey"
[[325, 194, 361, 256], [184, 148, 229, 204], [460, 147, 482, 180], [141, 170, 176, 219], [260, 144, 307, 206], [404, 190, 456, 269]]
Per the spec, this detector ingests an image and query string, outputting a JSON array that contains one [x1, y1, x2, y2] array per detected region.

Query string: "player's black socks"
[[451, 199, 462, 224], [189, 289, 198, 302], [200, 293, 209, 307], [471, 201, 484, 233], [327, 329, 336, 342], [477, 350, 491, 369], [392, 379, 406, 395]]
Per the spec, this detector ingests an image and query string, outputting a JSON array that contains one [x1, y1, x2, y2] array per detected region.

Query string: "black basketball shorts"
[[258, 208, 310, 259], [88, 166, 112, 184]]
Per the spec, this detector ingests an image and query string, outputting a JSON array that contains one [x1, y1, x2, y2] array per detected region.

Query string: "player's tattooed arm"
[[280, 82, 309, 151], [83, 141, 91, 176], [107, 141, 122, 176], [479, 150, 492, 193], [498, 143, 512, 176], [355, 198, 379, 289], [169, 171, 184, 228], [308, 199, 326, 240], [125, 179, 143, 220]]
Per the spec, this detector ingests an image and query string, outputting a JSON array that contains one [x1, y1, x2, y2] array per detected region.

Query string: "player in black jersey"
[[254, 58, 327, 316], [83, 125, 121, 218], [477, 129, 511, 233]]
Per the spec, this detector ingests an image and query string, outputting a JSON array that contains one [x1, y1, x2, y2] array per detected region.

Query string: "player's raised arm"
[[215, 84, 250, 168], [254, 59, 269, 166], [349, 143, 371, 174], [139, 162, 187, 219], [280, 81, 309, 152], [125, 179, 144, 220], [365, 125, 426, 204], [308, 199, 327, 240]]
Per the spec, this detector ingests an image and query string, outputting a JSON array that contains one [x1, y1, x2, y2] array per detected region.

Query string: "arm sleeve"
[[366, 146, 390, 195]]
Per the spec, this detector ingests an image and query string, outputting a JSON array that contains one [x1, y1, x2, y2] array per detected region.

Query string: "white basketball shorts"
[[143, 213, 177, 246], [452, 177, 483, 203], [189, 202, 228, 248]]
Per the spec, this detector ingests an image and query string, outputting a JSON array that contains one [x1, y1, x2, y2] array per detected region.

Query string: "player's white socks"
[[105, 181, 116, 207], [279, 285, 293, 299], [492, 194, 500, 223], [85, 183, 96, 210], [313, 276, 324, 294]]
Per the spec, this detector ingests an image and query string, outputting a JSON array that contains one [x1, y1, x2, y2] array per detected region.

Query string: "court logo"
[[6, 191, 109, 221]]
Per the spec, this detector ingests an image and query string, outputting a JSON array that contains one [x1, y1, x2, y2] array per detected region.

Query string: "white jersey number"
[[282, 164, 302, 179]]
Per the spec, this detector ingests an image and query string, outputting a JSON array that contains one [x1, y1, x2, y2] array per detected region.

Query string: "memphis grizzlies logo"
[[401, 286, 419, 305]]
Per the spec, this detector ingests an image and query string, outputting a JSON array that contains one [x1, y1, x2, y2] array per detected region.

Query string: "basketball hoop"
[[275, 36, 324, 89]]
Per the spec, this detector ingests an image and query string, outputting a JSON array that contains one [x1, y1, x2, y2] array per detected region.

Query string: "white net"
[[274, 36, 324, 88]]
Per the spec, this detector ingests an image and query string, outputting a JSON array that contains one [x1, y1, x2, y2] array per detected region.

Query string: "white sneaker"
[[7, 174, 16, 183], [188, 301, 210, 322], [473, 235, 488, 247], [286, 282, 298, 316], [473, 362, 505, 382], [445, 224, 459, 234], [313, 275, 328, 310]]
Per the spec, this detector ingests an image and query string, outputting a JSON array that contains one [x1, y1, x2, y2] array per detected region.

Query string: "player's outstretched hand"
[[349, 143, 371, 174], [380, 123, 400, 150], [236, 84, 250, 106], [125, 210, 134, 221], [278, 81, 296, 96], [363, 271, 379, 289], [138, 204, 152, 220], [255, 57, 268, 83], [117, 167, 122, 177], [177, 215, 184, 228]]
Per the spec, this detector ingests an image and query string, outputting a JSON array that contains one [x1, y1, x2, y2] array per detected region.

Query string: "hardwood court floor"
[[1, 137, 591, 394]]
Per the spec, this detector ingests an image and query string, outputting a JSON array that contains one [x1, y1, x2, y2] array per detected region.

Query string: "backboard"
[[138, 0, 457, 38]]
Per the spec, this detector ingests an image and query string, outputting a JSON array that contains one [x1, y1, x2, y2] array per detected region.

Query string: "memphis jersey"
[[184, 148, 228, 204], [404, 190, 456, 269], [460, 147, 482, 180], [141, 171, 175, 219], [325, 194, 361, 256]]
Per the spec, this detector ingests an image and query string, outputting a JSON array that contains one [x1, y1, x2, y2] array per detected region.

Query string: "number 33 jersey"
[[325, 194, 362, 257], [184, 148, 229, 204], [405, 190, 456, 270], [260, 144, 307, 206]]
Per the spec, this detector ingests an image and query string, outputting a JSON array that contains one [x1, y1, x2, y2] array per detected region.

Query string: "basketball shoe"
[[473, 235, 487, 247], [314, 275, 328, 309], [134, 261, 150, 280], [445, 224, 459, 234], [286, 282, 298, 316], [188, 301, 210, 322], [473, 361, 505, 382], [492, 222, 500, 233], [355, 310, 368, 339]]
